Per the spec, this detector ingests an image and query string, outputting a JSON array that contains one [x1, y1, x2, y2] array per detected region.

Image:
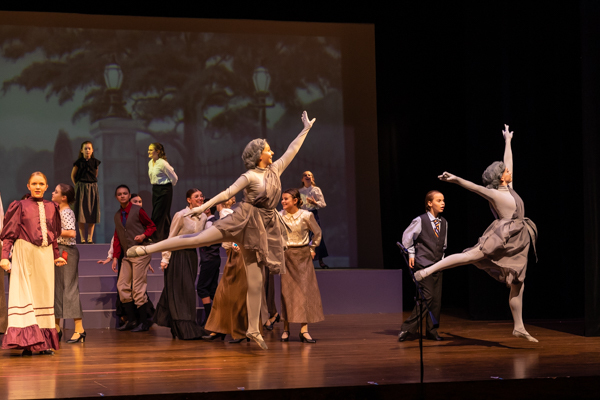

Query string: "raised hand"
[[438, 172, 458, 183], [302, 111, 316, 129], [503, 124, 513, 141]]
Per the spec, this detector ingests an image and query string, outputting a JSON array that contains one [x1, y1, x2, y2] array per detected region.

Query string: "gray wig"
[[242, 138, 267, 170], [482, 161, 506, 189]]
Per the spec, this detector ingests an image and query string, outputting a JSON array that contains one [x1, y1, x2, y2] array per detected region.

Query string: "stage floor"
[[1, 312, 599, 400]]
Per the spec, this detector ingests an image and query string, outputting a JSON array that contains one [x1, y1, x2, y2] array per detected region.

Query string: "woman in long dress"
[[279, 188, 324, 343], [154, 188, 207, 339], [1, 172, 67, 355], [127, 111, 316, 349], [203, 196, 252, 343], [51, 183, 85, 344], [414, 125, 538, 342]]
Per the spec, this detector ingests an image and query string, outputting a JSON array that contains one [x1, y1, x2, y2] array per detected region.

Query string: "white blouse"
[[161, 207, 207, 264], [280, 209, 322, 250], [299, 186, 326, 211], [148, 158, 178, 186]]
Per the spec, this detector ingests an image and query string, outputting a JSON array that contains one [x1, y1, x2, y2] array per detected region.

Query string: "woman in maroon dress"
[[0, 172, 66, 355]]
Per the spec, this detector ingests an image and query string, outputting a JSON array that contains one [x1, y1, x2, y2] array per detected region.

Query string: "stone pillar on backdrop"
[[90, 117, 144, 243]]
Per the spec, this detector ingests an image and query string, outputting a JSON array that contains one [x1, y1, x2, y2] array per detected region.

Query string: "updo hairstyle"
[[482, 161, 506, 189]]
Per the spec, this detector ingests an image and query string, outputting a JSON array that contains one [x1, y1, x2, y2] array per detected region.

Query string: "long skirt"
[[205, 249, 249, 339], [151, 183, 173, 242], [154, 248, 204, 339], [2, 240, 59, 351], [74, 182, 100, 224], [54, 244, 83, 319], [280, 246, 324, 324]]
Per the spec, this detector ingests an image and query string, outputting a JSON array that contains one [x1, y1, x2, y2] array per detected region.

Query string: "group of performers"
[[0, 115, 538, 356], [0, 111, 330, 354]]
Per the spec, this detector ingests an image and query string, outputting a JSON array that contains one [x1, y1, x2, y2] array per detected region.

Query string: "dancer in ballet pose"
[[414, 125, 538, 342], [127, 111, 316, 349]]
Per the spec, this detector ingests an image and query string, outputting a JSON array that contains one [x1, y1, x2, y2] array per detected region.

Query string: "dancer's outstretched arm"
[[273, 111, 315, 176], [502, 124, 514, 188], [186, 175, 250, 217], [439, 172, 504, 203]]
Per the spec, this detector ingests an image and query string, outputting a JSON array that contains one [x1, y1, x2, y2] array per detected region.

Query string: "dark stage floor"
[[1, 312, 599, 400]]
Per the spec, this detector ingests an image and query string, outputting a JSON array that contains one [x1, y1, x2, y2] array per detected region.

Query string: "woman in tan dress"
[[1, 172, 67, 355], [279, 188, 324, 343]]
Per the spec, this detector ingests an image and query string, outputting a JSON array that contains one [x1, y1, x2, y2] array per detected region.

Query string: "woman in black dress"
[[71, 141, 101, 244], [154, 189, 207, 339]]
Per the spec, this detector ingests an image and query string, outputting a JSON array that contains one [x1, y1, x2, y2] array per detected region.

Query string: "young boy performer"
[[111, 185, 156, 332], [398, 191, 447, 342]]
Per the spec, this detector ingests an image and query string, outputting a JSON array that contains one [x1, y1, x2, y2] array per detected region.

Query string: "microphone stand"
[[396, 242, 438, 385]]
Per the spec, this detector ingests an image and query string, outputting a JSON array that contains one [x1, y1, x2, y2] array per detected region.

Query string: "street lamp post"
[[104, 61, 130, 119], [253, 67, 273, 137]]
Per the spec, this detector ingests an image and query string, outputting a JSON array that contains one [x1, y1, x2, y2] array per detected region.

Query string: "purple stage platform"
[[3, 244, 402, 329]]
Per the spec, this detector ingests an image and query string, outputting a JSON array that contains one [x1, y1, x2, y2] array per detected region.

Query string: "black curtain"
[[376, 2, 585, 322], [582, 0, 600, 336]]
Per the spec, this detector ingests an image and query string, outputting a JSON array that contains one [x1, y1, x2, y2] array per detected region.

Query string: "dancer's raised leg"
[[127, 226, 228, 257], [509, 282, 537, 342], [415, 247, 485, 281], [242, 249, 268, 350]]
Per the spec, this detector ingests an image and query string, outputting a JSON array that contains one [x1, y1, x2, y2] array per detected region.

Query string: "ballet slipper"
[[246, 332, 268, 350], [513, 330, 538, 343], [127, 246, 148, 258]]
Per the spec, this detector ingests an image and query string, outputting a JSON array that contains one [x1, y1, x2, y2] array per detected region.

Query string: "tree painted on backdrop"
[[0, 27, 341, 176]]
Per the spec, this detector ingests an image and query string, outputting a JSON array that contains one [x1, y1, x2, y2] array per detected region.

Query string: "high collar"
[[25, 194, 44, 202]]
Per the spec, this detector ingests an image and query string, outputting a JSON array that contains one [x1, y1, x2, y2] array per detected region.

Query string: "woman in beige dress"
[[279, 188, 324, 343]]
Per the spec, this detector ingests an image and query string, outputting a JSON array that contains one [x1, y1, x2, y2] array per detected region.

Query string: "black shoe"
[[319, 263, 329, 269], [426, 332, 443, 341], [229, 337, 250, 343], [202, 333, 226, 341], [117, 320, 140, 331], [264, 313, 280, 331], [131, 320, 153, 332], [299, 332, 316, 343], [66, 331, 86, 344], [398, 331, 411, 342], [40, 349, 55, 355], [281, 331, 290, 342], [22, 349, 32, 356], [131, 302, 154, 332]]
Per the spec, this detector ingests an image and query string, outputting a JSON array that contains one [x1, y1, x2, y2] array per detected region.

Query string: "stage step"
[[4, 244, 403, 329]]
